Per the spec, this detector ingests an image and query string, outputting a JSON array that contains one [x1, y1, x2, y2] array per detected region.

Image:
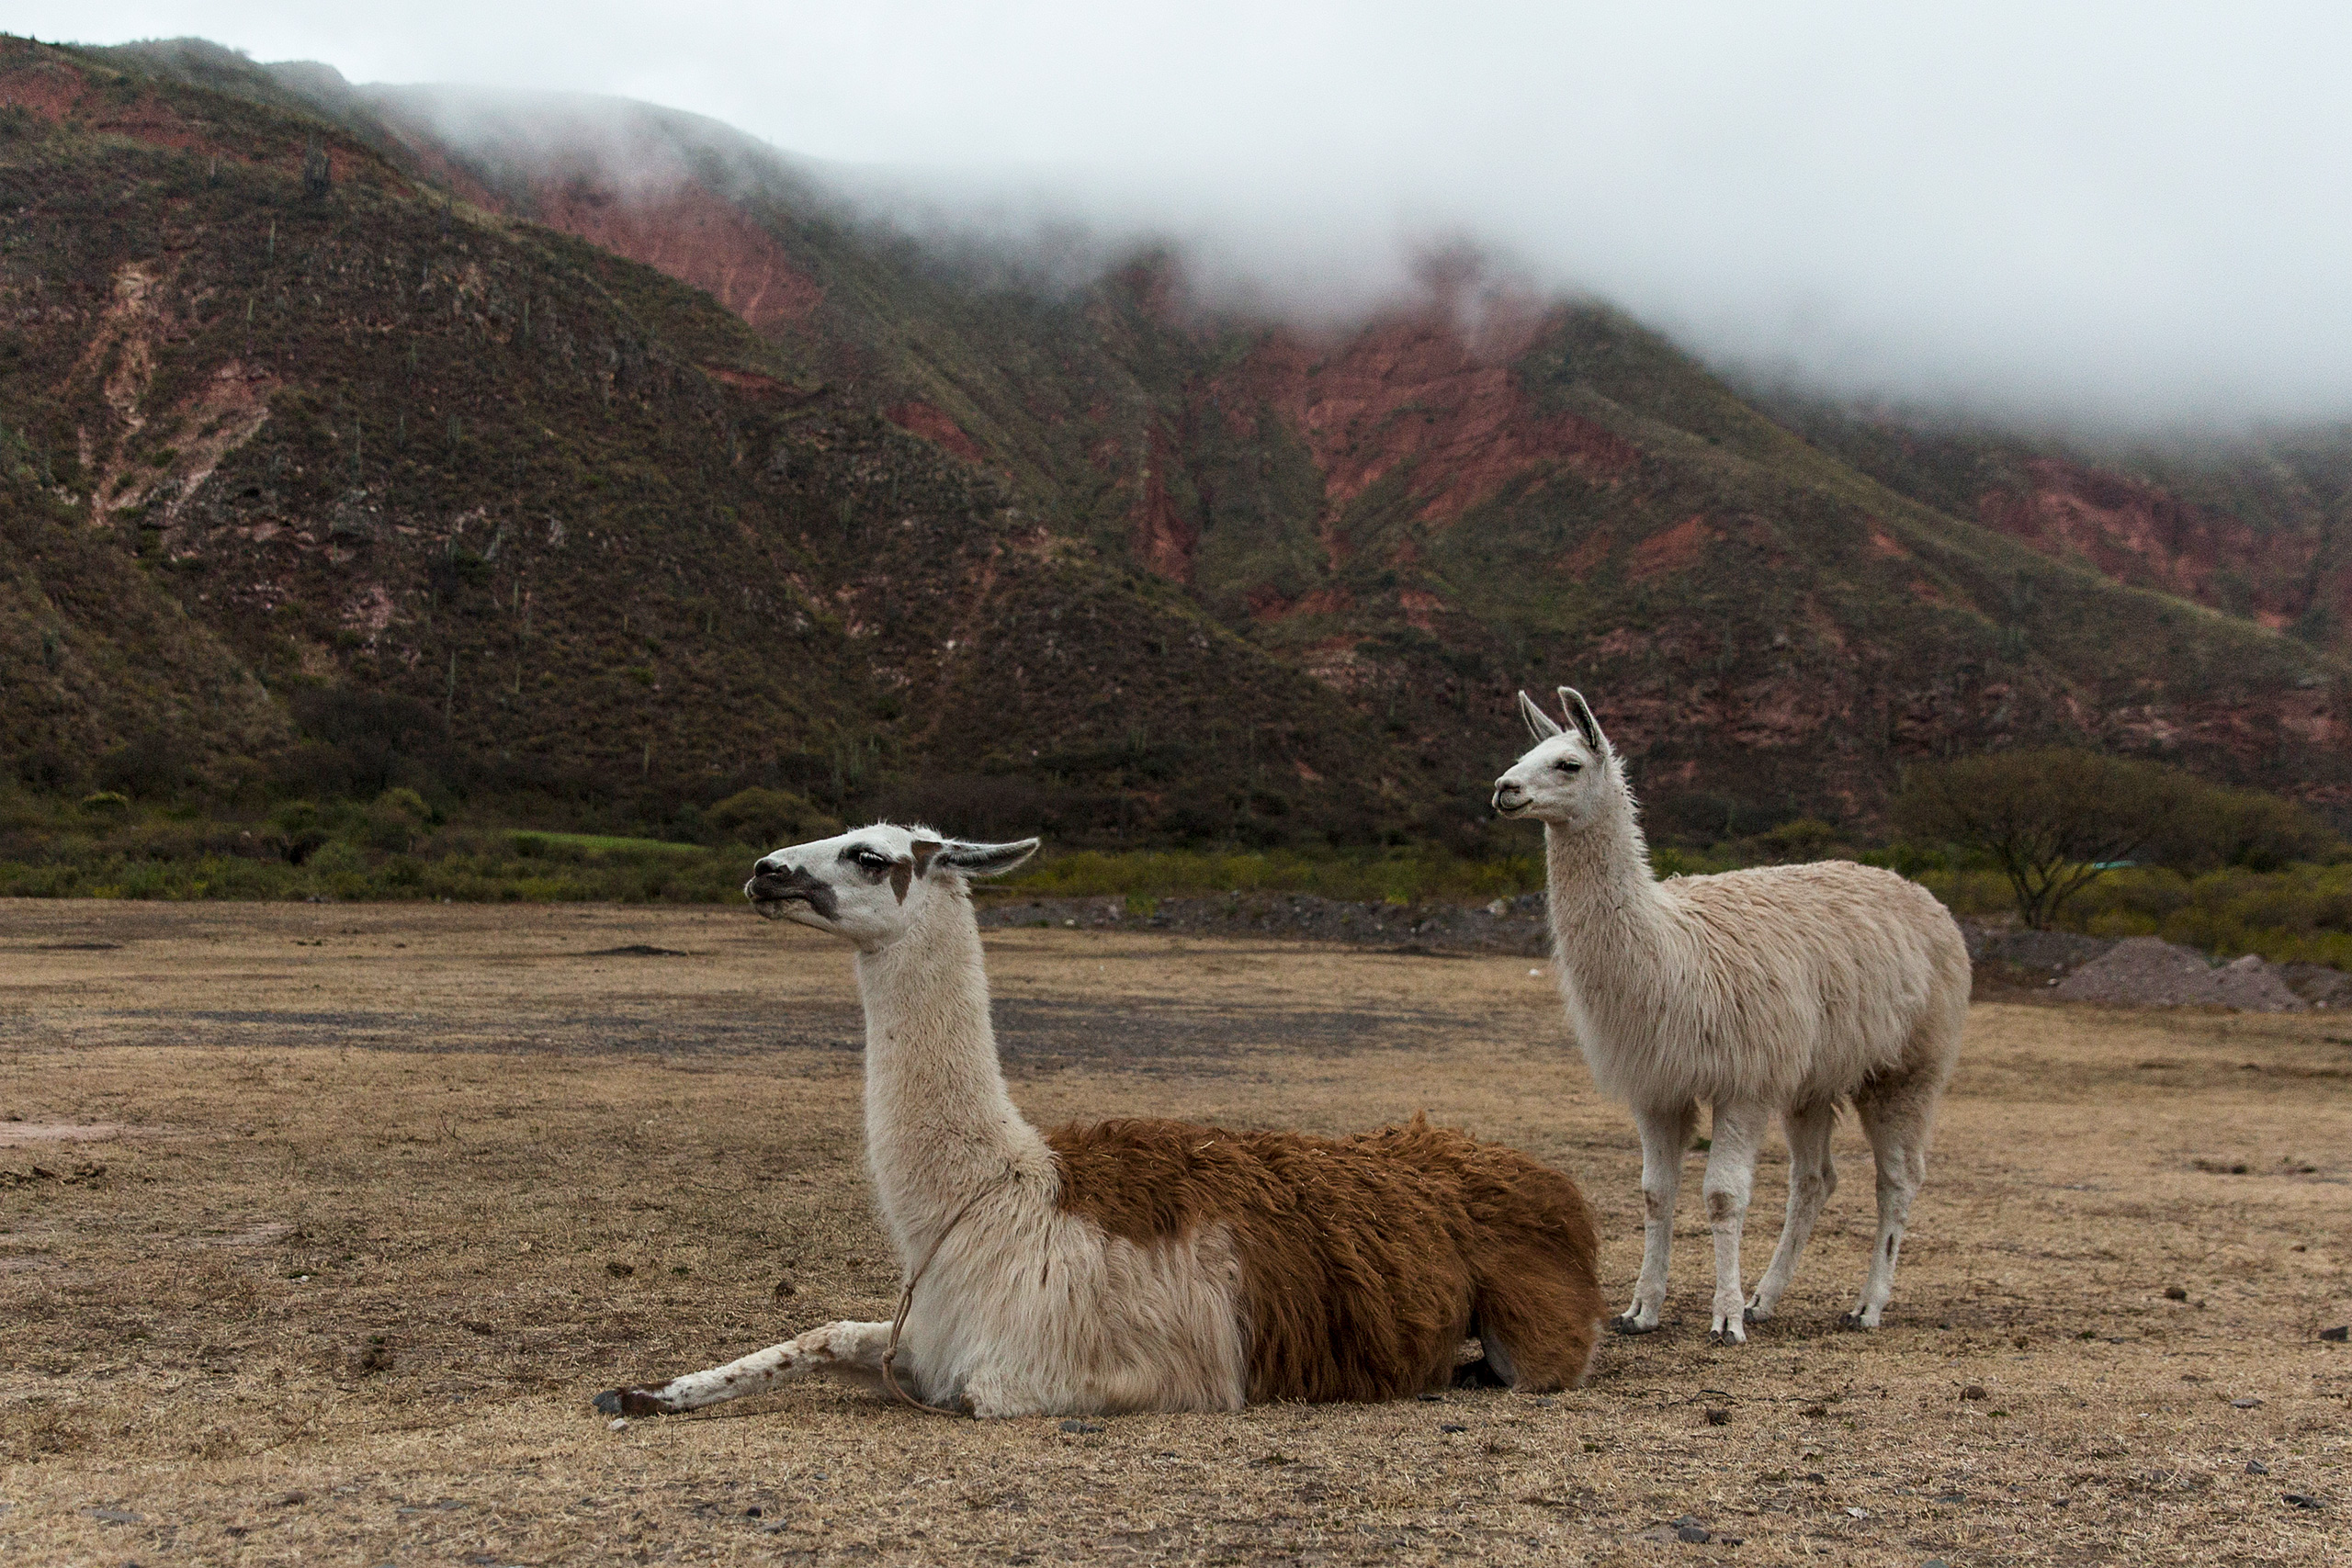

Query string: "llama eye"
[[1554, 760, 1582, 775]]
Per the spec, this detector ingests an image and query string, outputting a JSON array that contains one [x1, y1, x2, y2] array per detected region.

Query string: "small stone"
[[1057, 1418, 1102, 1434], [745, 1506, 762, 1517], [2321, 1325, 2349, 1342], [1439, 1423, 1468, 1434], [1844, 1506, 1870, 1518], [1675, 1524, 1712, 1543], [2232, 1396, 2264, 1409], [2246, 1460, 2270, 1475], [1704, 1407, 1731, 1426], [1961, 1384, 1987, 1401], [2164, 1286, 2188, 1301], [2283, 1493, 2324, 1510], [607, 1417, 628, 1431]]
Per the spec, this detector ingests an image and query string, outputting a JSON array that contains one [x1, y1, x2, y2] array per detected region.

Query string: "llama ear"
[[935, 838, 1040, 877], [1518, 690, 1564, 742], [1556, 687, 1606, 754]]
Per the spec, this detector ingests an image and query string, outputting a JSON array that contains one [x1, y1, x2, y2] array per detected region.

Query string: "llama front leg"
[[592, 1320, 893, 1417], [1746, 1099, 1838, 1325], [1611, 1100, 1697, 1335], [1700, 1100, 1768, 1345]]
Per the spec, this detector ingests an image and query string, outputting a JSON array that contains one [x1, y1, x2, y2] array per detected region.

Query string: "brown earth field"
[[1, 899, 2347, 1566]]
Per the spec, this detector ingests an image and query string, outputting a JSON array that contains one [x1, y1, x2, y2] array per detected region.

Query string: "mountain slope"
[[13, 34, 2352, 842], [1760, 393, 2352, 653], [0, 36, 1420, 845]]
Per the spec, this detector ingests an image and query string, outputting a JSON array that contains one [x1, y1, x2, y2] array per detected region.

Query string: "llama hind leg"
[[1845, 1082, 1937, 1329], [592, 1320, 893, 1416], [1746, 1100, 1838, 1325], [1612, 1100, 1698, 1334], [1701, 1100, 1769, 1345]]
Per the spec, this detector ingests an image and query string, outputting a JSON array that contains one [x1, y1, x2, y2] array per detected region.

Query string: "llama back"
[[1045, 1115, 1600, 1402], [1578, 859, 1967, 1108]]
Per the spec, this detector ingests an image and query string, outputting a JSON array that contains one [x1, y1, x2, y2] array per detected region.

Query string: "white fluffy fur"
[[601, 825, 1250, 1418], [1494, 689, 1969, 1342], [846, 854, 1250, 1415]]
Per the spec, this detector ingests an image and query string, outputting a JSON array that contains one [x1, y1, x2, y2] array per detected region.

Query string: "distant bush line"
[[7, 757, 2352, 970]]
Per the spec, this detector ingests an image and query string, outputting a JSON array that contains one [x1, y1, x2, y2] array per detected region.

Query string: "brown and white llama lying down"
[[592, 826, 1604, 1419]]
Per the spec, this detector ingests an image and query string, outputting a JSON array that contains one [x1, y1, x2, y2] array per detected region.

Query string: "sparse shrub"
[[361, 786, 430, 852], [95, 729, 194, 799], [703, 786, 841, 849], [2152, 784, 2343, 873], [1896, 750, 2193, 929], [1751, 818, 1841, 862], [266, 798, 333, 864]]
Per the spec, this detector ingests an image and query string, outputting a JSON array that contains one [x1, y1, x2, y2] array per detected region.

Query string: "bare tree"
[[1894, 749, 2188, 930]]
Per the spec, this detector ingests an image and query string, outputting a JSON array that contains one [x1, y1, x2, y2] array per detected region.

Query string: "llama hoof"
[[1837, 1312, 1874, 1332], [1741, 1303, 1770, 1326], [1707, 1325, 1747, 1347], [592, 1387, 669, 1417], [1607, 1314, 1659, 1336]]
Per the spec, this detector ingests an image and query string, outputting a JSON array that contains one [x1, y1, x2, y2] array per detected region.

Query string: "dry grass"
[[1, 898, 2346, 1565]]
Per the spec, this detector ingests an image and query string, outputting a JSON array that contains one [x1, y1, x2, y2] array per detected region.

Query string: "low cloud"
[[40, 1, 2352, 429]]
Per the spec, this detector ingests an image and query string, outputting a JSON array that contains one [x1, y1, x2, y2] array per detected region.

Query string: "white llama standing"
[[593, 824, 1604, 1418], [1492, 689, 1968, 1343]]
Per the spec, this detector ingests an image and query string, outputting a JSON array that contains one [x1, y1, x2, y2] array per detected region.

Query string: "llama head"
[[1492, 687, 1617, 828], [744, 823, 1038, 947]]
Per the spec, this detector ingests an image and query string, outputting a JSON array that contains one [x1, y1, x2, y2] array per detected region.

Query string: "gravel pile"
[[2278, 963, 2352, 1008], [2054, 937, 2308, 1011]]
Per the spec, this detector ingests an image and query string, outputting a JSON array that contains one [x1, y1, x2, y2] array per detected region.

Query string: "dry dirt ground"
[[1, 898, 2346, 1567]]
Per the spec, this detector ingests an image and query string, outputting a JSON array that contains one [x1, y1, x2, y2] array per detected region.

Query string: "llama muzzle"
[[744, 866, 835, 919]]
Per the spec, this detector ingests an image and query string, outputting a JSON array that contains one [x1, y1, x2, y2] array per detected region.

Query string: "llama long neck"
[[852, 882, 1043, 1264], [1544, 768, 1674, 983]]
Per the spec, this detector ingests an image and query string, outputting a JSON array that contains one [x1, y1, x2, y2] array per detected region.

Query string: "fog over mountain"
[[23, 2, 2352, 426]]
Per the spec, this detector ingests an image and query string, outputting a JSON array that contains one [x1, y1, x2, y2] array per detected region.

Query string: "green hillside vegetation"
[[13, 770, 2352, 971]]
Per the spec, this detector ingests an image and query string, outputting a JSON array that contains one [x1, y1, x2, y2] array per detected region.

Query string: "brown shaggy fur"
[[1045, 1112, 1603, 1403]]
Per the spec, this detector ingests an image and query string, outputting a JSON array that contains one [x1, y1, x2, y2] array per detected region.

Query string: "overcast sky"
[[19, 2, 2352, 427]]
